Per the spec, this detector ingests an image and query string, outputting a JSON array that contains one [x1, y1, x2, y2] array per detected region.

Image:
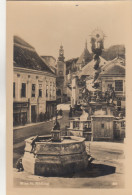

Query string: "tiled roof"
[[66, 58, 79, 66], [100, 57, 125, 76], [41, 56, 56, 61], [101, 57, 125, 71], [41, 56, 57, 73], [13, 36, 54, 75], [14, 36, 34, 49], [100, 64, 125, 76], [78, 56, 108, 77]]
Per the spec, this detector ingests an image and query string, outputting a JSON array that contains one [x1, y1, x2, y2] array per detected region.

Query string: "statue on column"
[[90, 29, 105, 84], [53, 111, 60, 130]]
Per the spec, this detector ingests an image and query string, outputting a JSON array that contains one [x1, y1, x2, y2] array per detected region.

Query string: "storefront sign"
[[13, 102, 29, 108]]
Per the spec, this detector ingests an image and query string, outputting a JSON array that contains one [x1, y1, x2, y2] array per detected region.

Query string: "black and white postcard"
[[6, 1, 132, 195]]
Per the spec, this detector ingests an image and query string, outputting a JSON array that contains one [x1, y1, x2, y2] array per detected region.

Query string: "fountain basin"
[[22, 135, 89, 176]]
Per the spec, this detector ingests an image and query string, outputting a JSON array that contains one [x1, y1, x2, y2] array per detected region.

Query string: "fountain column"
[[51, 113, 61, 142]]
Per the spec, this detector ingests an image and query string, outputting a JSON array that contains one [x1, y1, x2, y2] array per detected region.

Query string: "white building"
[[99, 57, 125, 98], [13, 36, 56, 126], [71, 56, 125, 108]]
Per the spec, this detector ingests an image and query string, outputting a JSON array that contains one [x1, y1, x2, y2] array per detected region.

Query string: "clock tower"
[[56, 44, 66, 103], [57, 44, 66, 77], [58, 44, 65, 62]]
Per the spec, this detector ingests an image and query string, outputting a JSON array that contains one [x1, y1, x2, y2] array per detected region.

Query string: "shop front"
[[13, 102, 29, 126]]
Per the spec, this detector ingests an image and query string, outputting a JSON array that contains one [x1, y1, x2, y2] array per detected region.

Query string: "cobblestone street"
[[13, 109, 125, 188]]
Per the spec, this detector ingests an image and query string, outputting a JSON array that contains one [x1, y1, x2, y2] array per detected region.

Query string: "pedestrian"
[[16, 158, 24, 172], [59, 109, 63, 116], [110, 87, 115, 104], [22, 115, 26, 126], [30, 135, 39, 153]]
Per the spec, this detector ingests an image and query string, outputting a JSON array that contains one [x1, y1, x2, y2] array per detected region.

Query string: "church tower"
[[56, 44, 66, 103], [57, 44, 66, 77], [58, 44, 65, 62], [76, 40, 92, 70]]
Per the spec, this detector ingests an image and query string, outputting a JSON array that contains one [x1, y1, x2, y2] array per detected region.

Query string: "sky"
[[7, 1, 129, 61]]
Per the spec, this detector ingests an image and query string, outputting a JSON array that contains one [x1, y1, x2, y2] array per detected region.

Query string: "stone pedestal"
[[51, 130, 61, 142], [22, 135, 89, 176]]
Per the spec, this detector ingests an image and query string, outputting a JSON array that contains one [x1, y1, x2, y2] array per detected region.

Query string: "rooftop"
[[100, 57, 125, 76], [78, 56, 108, 77], [14, 36, 55, 75], [76, 47, 92, 65]]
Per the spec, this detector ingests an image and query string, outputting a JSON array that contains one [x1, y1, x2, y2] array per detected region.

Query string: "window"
[[32, 84, 35, 97], [101, 124, 104, 128], [59, 71, 63, 75], [39, 89, 42, 97], [107, 84, 112, 89], [39, 84, 42, 97], [121, 121, 125, 128], [115, 80, 123, 91], [53, 82, 55, 97], [21, 83, 26, 97], [56, 89, 61, 96], [73, 121, 79, 129], [13, 82, 15, 98], [46, 82, 48, 97]]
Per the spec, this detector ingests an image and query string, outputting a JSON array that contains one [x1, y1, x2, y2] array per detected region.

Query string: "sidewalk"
[[13, 115, 62, 130]]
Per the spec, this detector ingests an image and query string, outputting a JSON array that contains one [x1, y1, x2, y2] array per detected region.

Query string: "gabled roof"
[[78, 56, 108, 77], [101, 57, 125, 71], [66, 58, 79, 66], [100, 64, 125, 76], [41, 56, 56, 61], [41, 56, 57, 73], [13, 36, 54, 75], [14, 36, 34, 49], [100, 57, 125, 77]]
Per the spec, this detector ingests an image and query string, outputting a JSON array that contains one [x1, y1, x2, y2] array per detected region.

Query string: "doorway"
[[31, 105, 37, 122]]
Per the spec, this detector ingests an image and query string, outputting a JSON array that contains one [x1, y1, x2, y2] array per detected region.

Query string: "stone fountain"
[[22, 118, 90, 176]]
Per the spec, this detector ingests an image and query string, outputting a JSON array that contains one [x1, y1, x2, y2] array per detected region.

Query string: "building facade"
[[71, 57, 125, 108], [13, 36, 56, 126], [99, 57, 125, 98], [13, 67, 56, 125]]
